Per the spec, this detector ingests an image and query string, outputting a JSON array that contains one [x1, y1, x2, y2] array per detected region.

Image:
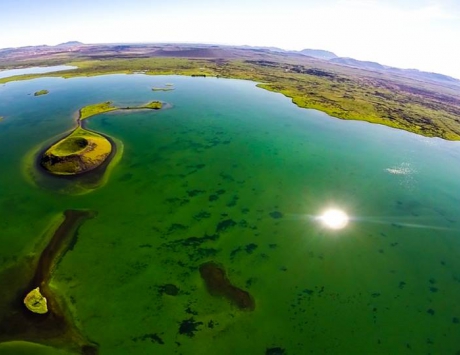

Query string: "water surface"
[[0, 74, 459, 354], [0, 65, 76, 79]]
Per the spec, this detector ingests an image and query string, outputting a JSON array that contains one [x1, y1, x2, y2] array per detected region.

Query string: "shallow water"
[[0, 65, 76, 79], [1, 74, 460, 354]]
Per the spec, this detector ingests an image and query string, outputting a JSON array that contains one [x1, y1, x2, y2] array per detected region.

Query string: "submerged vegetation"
[[1, 65, 460, 354], [1, 54, 460, 139], [199, 261, 255, 311]]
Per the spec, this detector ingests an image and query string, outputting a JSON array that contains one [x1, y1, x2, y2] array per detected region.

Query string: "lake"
[[0, 65, 76, 79], [0, 74, 459, 355]]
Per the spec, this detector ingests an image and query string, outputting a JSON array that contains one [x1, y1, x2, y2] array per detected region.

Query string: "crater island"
[[40, 100, 164, 176]]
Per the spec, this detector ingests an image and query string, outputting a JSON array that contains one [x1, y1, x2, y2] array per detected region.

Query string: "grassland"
[[41, 127, 112, 175], [2, 52, 460, 140], [80, 101, 117, 120], [79, 100, 163, 122], [142, 100, 163, 109], [34, 89, 49, 96]]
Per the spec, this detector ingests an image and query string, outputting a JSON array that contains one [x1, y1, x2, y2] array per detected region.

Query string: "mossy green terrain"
[[2, 43, 460, 139], [34, 89, 49, 96], [41, 127, 112, 175], [79, 101, 117, 120], [142, 100, 163, 109], [1, 54, 459, 140]]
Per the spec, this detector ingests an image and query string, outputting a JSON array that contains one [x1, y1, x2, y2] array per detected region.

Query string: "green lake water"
[[1, 74, 460, 354]]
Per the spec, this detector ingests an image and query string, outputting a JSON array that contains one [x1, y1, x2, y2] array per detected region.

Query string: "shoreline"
[[2, 67, 458, 141]]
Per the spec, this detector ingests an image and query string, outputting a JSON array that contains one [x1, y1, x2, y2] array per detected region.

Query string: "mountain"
[[328, 56, 459, 85], [56, 41, 83, 47], [239, 45, 287, 53], [299, 49, 337, 60], [329, 57, 386, 70], [393, 68, 459, 85]]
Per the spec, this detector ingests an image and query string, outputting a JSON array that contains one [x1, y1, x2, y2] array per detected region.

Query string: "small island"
[[34, 89, 49, 96], [0, 116, 4, 122], [40, 100, 165, 176], [152, 86, 174, 92], [41, 127, 112, 175], [143, 100, 163, 109]]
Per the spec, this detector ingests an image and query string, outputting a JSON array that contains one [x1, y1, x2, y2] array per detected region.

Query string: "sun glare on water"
[[317, 209, 349, 229]]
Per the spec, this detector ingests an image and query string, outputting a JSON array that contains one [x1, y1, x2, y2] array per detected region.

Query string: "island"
[[40, 100, 164, 176], [41, 127, 112, 175], [0, 116, 3, 122], [34, 89, 49, 96], [152, 86, 174, 92]]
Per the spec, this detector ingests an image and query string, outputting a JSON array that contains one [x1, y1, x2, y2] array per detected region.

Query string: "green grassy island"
[[40, 100, 166, 176], [143, 100, 163, 109], [41, 127, 112, 175], [34, 89, 49, 96], [79, 101, 117, 120]]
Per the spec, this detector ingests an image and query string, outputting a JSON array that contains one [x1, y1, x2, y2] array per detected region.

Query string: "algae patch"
[[199, 261, 255, 311]]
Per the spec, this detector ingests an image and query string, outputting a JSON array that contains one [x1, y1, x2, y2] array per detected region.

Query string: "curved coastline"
[[1, 57, 457, 140]]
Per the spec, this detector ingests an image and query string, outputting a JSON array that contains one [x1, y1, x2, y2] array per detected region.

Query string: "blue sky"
[[3, 0, 460, 78]]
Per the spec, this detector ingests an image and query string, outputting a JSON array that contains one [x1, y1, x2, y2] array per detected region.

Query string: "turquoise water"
[[1, 74, 460, 354]]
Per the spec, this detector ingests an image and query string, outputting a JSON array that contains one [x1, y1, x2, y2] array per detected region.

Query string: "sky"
[[3, 0, 460, 78]]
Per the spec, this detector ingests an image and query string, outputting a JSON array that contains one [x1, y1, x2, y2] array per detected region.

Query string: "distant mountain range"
[[299, 49, 338, 60], [0, 41, 458, 85], [292, 48, 458, 86], [56, 41, 84, 47]]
